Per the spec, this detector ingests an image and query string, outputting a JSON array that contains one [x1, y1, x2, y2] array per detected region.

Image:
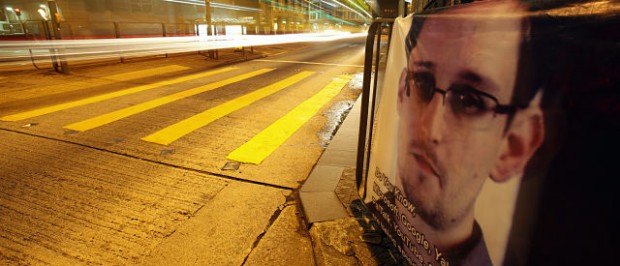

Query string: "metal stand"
[[356, 18, 394, 198]]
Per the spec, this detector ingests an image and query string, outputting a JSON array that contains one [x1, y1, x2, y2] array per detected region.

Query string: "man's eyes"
[[448, 86, 491, 116], [410, 72, 436, 101], [412, 73, 435, 89], [408, 72, 496, 116]]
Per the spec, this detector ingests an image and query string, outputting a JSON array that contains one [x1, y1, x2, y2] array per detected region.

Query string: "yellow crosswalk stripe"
[[64, 68, 274, 132], [227, 74, 352, 165], [1, 66, 236, 122], [142, 71, 315, 145], [1, 65, 190, 104]]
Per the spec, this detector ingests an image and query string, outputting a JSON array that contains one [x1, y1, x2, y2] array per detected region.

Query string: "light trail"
[[162, 0, 261, 12], [330, 0, 372, 20], [0, 32, 366, 67]]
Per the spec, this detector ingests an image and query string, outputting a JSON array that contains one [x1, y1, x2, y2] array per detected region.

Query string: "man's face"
[[397, 2, 525, 230]]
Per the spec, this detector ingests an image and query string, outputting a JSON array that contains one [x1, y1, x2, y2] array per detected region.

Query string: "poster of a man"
[[395, 1, 545, 265], [363, 0, 619, 265]]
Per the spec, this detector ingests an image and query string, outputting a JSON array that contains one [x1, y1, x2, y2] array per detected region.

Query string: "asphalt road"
[[0, 37, 366, 265]]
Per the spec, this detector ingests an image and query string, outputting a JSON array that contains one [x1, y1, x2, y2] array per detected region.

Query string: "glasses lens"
[[445, 86, 498, 129], [405, 70, 506, 130], [409, 72, 436, 103]]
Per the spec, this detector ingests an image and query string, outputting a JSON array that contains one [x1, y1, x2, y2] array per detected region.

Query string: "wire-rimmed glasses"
[[404, 69, 522, 130]]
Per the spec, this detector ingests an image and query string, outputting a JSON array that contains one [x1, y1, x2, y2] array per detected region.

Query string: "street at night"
[[0, 39, 383, 265], [4, 0, 614, 265]]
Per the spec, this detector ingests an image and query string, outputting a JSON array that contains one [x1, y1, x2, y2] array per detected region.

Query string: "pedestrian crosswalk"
[[142, 71, 314, 145], [227, 74, 352, 165], [63, 68, 272, 132], [0, 67, 353, 165]]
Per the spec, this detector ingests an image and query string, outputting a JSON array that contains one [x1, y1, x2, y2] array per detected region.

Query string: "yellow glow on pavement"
[[64, 68, 273, 132], [93, 65, 190, 81], [142, 71, 315, 145], [227, 74, 352, 165], [1, 65, 190, 107], [0, 66, 231, 122]]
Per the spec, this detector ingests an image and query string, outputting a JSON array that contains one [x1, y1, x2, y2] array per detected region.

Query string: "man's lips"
[[412, 151, 441, 178]]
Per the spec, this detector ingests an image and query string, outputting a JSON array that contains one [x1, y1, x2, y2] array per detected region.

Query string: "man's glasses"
[[404, 69, 521, 130]]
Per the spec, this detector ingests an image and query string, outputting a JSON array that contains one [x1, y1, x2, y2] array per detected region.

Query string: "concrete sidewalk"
[[295, 96, 406, 266]]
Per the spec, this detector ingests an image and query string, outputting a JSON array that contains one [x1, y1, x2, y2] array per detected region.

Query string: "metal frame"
[[356, 18, 394, 199]]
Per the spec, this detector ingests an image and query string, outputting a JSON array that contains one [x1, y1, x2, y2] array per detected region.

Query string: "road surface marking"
[[64, 68, 274, 132], [1, 65, 190, 103], [254, 59, 363, 68], [142, 71, 315, 145], [0, 66, 235, 122], [227, 74, 352, 165]]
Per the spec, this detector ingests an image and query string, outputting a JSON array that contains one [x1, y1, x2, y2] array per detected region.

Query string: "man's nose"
[[417, 93, 445, 144]]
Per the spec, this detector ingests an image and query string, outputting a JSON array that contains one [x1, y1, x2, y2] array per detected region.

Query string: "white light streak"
[[0, 32, 366, 66], [321, 1, 339, 8], [38, 9, 49, 20], [344, 0, 372, 18], [162, 0, 260, 12], [328, 0, 372, 20]]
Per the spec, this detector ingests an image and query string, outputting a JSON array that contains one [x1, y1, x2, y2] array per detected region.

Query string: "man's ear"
[[398, 69, 407, 105], [491, 91, 545, 182]]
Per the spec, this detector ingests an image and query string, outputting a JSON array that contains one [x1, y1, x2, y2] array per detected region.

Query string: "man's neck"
[[426, 213, 475, 252], [397, 202, 475, 252]]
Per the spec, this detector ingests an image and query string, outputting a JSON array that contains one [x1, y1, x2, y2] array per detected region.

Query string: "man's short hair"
[[404, 4, 544, 111]]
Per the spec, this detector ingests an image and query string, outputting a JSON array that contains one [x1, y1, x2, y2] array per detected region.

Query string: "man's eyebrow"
[[458, 71, 499, 94], [460, 71, 482, 83], [412, 61, 435, 70]]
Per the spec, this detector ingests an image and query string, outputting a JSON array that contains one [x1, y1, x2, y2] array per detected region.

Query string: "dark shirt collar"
[[446, 221, 493, 266]]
